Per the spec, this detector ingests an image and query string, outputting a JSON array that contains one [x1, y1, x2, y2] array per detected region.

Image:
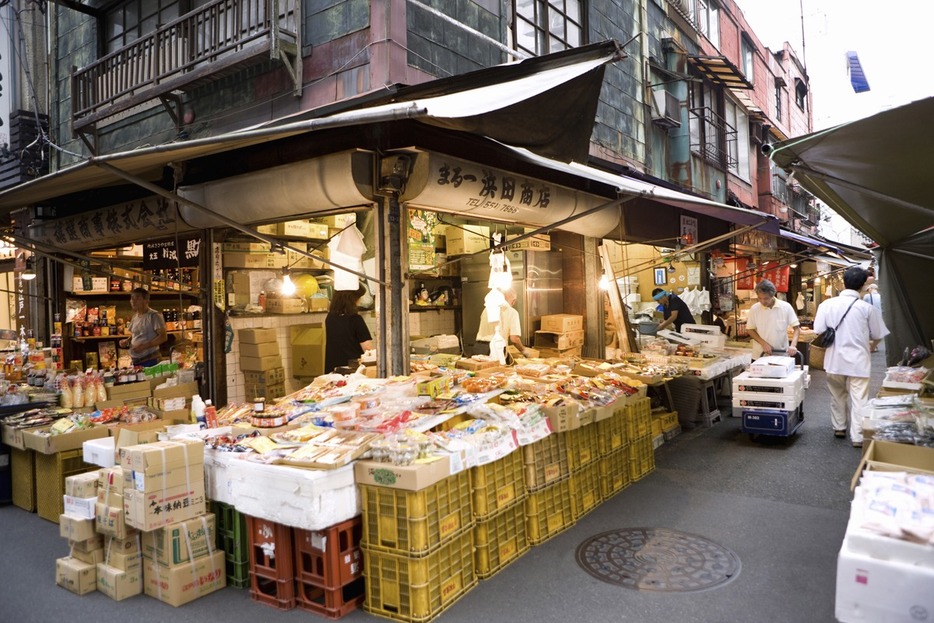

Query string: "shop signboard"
[[143, 234, 200, 270]]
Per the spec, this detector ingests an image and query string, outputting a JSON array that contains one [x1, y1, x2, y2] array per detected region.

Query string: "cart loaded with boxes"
[[732, 355, 809, 440]]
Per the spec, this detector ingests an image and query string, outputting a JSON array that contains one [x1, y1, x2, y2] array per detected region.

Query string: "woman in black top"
[[325, 287, 374, 373]]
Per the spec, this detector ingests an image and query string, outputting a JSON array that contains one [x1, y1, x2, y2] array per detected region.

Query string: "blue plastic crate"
[[741, 405, 802, 437]]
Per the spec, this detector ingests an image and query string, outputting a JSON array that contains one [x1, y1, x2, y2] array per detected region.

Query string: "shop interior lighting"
[[280, 268, 297, 296], [21, 257, 37, 281], [598, 273, 610, 291]]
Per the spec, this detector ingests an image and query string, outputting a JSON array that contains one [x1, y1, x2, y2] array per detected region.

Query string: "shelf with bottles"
[[72, 330, 194, 343], [409, 278, 460, 308], [71, 267, 200, 296]]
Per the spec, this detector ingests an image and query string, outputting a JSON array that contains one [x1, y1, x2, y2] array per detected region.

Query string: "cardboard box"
[[257, 219, 320, 238], [239, 328, 278, 344], [221, 241, 272, 253], [265, 297, 304, 314], [1, 421, 45, 450], [73, 548, 106, 565], [112, 423, 166, 463], [246, 382, 286, 401], [506, 233, 551, 251], [96, 503, 130, 539], [445, 225, 490, 256], [292, 324, 325, 378], [107, 381, 152, 398], [307, 296, 330, 312], [120, 439, 204, 484], [319, 214, 357, 229], [97, 563, 143, 601], [240, 341, 280, 359], [534, 330, 585, 350], [748, 356, 796, 378], [850, 440, 934, 489], [106, 534, 142, 557], [60, 515, 97, 541], [150, 381, 200, 402], [540, 314, 584, 334], [65, 471, 100, 498], [223, 252, 287, 269], [23, 425, 109, 455], [64, 495, 98, 520], [56, 556, 97, 595], [354, 455, 452, 491], [541, 402, 581, 433], [141, 514, 215, 567], [240, 354, 284, 372], [143, 549, 226, 607], [124, 482, 207, 531], [69, 535, 105, 554], [243, 368, 285, 385], [103, 550, 142, 573]]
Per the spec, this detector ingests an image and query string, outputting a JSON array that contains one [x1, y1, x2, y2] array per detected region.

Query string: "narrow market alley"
[[0, 351, 883, 623]]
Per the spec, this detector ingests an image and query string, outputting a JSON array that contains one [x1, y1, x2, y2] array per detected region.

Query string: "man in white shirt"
[[813, 267, 889, 447], [475, 288, 532, 359], [746, 279, 800, 359]]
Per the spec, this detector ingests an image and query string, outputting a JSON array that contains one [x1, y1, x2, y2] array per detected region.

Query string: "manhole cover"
[[576, 528, 741, 592]]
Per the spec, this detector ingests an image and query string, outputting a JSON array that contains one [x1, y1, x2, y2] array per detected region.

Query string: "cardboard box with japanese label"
[[120, 439, 204, 493], [56, 556, 97, 595], [354, 455, 452, 491], [539, 314, 584, 334], [143, 549, 226, 607], [124, 482, 207, 531], [65, 471, 100, 498], [141, 513, 216, 567], [445, 225, 490, 256], [96, 503, 130, 540]]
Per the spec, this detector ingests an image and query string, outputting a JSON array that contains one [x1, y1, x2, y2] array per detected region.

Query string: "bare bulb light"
[[281, 271, 296, 296]]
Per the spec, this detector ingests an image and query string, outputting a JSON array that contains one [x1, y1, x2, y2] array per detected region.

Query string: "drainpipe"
[[664, 39, 692, 189]]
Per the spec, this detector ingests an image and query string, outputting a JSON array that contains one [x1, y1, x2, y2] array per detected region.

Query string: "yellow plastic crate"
[[35, 449, 97, 523], [596, 409, 627, 457], [653, 411, 679, 433], [598, 444, 631, 499], [626, 397, 652, 442], [11, 447, 36, 512], [361, 470, 474, 556], [570, 461, 603, 520], [470, 451, 526, 520], [522, 434, 569, 491], [565, 422, 599, 471], [473, 501, 529, 579], [363, 530, 476, 623], [629, 434, 656, 482], [525, 476, 575, 545]]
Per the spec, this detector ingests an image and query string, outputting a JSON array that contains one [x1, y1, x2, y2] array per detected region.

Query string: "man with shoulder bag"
[[812, 267, 889, 447]]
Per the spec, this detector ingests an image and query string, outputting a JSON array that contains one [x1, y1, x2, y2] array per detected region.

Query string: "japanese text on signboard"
[[435, 163, 552, 214]]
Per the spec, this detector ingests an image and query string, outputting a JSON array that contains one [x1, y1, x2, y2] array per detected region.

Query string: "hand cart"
[[739, 352, 807, 441]]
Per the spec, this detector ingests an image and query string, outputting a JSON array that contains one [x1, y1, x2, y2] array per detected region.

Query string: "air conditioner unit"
[[650, 89, 682, 129]]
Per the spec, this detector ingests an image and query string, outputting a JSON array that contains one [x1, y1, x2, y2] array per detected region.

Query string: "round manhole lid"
[[576, 527, 741, 592]]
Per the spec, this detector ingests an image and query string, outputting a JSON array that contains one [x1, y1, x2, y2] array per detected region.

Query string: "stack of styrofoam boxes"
[[357, 457, 477, 622], [121, 439, 226, 606], [535, 314, 585, 359], [239, 328, 286, 401], [56, 471, 106, 596], [732, 356, 805, 435]]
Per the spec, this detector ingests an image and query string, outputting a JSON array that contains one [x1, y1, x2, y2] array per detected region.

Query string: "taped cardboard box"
[[354, 455, 452, 491], [243, 367, 285, 385], [540, 314, 584, 333], [103, 550, 142, 573], [97, 563, 143, 601], [70, 535, 105, 554], [238, 327, 278, 344], [119, 438, 204, 475], [96, 503, 130, 539], [124, 482, 207, 531], [240, 354, 284, 372], [64, 495, 98, 520], [73, 548, 106, 566], [23, 425, 109, 455], [240, 340, 280, 359], [65, 471, 100, 498], [141, 513, 215, 567], [291, 324, 325, 378], [60, 515, 97, 541], [143, 549, 226, 607], [56, 556, 97, 595]]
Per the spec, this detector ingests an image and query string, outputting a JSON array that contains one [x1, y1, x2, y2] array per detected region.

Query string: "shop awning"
[[688, 55, 753, 90], [505, 146, 780, 237], [769, 96, 934, 360], [778, 228, 842, 254], [0, 41, 621, 215]]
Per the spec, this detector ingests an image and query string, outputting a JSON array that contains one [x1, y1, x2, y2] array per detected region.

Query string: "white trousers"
[[826, 374, 870, 443]]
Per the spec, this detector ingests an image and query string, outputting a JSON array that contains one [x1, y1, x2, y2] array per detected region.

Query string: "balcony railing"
[[71, 0, 299, 131], [689, 106, 737, 168]]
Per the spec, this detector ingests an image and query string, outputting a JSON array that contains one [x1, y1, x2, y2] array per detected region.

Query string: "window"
[[105, 0, 185, 53], [696, 0, 719, 48], [514, 0, 584, 57], [724, 97, 749, 181], [740, 36, 755, 84], [689, 83, 736, 169], [794, 78, 808, 110], [774, 85, 783, 122]]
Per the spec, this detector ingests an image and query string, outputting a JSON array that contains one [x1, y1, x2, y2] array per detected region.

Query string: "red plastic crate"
[[295, 577, 365, 619], [250, 574, 296, 610], [247, 515, 295, 580], [294, 516, 362, 589]]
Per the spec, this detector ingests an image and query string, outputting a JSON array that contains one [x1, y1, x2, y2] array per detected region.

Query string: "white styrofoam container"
[[732, 391, 804, 412], [82, 436, 116, 468], [836, 534, 934, 623], [748, 356, 796, 378], [681, 323, 723, 337], [733, 369, 806, 395]]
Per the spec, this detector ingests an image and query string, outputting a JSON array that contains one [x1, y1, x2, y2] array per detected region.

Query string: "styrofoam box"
[[83, 436, 116, 468], [682, 324, 723, 337], [732, 391, 803, 412], [836, 534, 934, 623], [203, 449, 359, 530], [733, 369, 806, 396], [748, 356, 796, 378]]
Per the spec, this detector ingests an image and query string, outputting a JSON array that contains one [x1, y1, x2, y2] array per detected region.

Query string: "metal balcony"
[[689, 106, 737, 169], [71, 0, 301, 137]]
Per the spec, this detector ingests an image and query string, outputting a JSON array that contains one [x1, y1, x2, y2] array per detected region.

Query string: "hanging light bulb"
[[667, 262, 676, 273], [21, 257, 37, 281], [280, 268, 296, 296], [598, 274, 610, 291]]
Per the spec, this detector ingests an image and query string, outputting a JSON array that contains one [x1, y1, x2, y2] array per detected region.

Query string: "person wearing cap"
[[746, 279, 801, 359], [652, 288, 696, 332]]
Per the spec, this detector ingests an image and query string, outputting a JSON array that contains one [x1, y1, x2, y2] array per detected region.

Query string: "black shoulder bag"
[[813, 298, 858, 348]]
